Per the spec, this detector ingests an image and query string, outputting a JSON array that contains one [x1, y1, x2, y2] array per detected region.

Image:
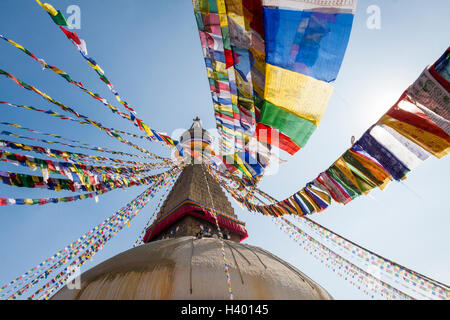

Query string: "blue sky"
[[0, 0, 448, 299]]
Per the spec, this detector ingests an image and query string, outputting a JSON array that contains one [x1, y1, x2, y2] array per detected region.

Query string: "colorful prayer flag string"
[[0, 69, 170, 160], [243, 49, 449, 219], [0, 138, 168, 168], [201, 163, 234, 300], [133, 168, 183, 247], [0, 149, 169, 189], [0, 122, 154, 160], [293, 215, 449, 300], [33, 2, 180, 152], [211, 165, 449, 300], [0, 101, 158, 144], [0, 167, 178, 299], [273, 217, 414, 300]]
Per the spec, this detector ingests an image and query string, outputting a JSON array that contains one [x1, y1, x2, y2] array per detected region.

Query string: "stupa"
[[51, 119, 332, 300]]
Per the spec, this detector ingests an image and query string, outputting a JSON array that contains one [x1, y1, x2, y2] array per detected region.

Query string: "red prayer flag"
[[255, 123, 300, 155], [225, 49, 235, 69], [59, 26, 81, 45], [386, 93, 450, 142]]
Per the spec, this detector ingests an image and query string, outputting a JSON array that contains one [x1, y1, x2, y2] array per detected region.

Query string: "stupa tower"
[[142, 164, 249, 243], [51, 119, 332, 300], [143, 118, 248, 243]]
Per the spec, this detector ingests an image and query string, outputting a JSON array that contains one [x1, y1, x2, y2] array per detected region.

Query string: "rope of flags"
[[0, 1, 179, 300], [0, 32, 179, 153], [0, 169, 173, 299], [293, 215, 450, 300], [243, 48, 449, 218], [0, 149, 168, 189], [0, 122, 155, 161], [37, 173, 177, 300], [133, 168, 182, 247], [0, 138, 169, 168], [1, 189, 105, 207], [201, 164, 234, 300], [0, 0, 447, 301], [217, 175, 415, 299], [34, 1, 136, 115], [0, 33, 135, 123], [0, 101, 158, 144], [210, 153, 449, 300], [192, 0, 357, 179], [0, 69, 169, 161], [34, 0, 180, 152], [273, 217, 414, 300], [0, 165, 169, 192]]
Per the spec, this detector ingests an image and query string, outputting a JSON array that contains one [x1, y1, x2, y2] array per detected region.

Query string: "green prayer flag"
[[60, 73, 72, 82], [259, 100, 316, 147], [48, 11, 68, 26], [327, 166, 361, 199], [221, 27, 231, 50], [342, 151, 382, 186], [195, 0, 218, 13]]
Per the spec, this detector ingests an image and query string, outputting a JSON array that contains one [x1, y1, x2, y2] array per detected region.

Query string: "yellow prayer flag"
[[219, 13, 228, 28], [141, 123, 154, 138], [230, 94, 238, 106], [215, 61, 227, 75], [206, 69, 214, 79], [250, 48, 266, 74], [25, 160, 37, 171], [217, 0, 228, 25], [8, 40, 26, 51], [87, 61, 104, 74], [227, 9, 246, 30], [334, 157, 363, 193], [288, 197, 303, 216], [276, 204, 290, 216], [380, 115, 450, 159], [51, 66, 65, 74], [348, 149, 392, 189], [308, 187, 331, 204], [377, 178, 391, 190], [299, 189, 321, 213], [42, 3, 58, 16], [215, 103, 233, 115], [264, 64, 333, 126], [233, 153, 253, 178], [235, 70, 253, 98]]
